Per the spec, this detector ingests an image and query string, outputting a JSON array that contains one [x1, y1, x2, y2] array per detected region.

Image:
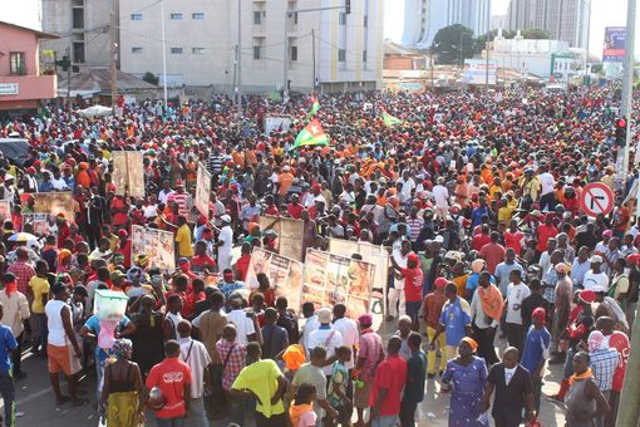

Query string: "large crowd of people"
[[0, 85, 636, 427]]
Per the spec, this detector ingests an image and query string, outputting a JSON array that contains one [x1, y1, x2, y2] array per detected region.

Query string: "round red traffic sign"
[[580, 182, 614, 217]]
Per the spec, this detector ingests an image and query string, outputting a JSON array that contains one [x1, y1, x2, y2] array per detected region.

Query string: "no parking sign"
[[580, 182, 614, 217]]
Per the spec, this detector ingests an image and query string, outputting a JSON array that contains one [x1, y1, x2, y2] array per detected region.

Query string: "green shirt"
[[232, 359, 285, 417]]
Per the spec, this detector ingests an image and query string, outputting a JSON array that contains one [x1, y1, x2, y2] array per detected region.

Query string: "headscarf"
[[111, 338, 133, 360], [4, 280, 17, 298], [532, 307, 546, 325], [358, 313, 373, 328], [282, 344, 306, 371], [471, 259, 485, 273], [477, 284, 504, 321], [461, 336, 479, 352]]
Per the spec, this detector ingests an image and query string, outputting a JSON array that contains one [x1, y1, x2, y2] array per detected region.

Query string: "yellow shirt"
[[232, 359, 285, 417], [175, 224, 194, 257], [29, 276, 50, 314], [498, 206, 515, 225]]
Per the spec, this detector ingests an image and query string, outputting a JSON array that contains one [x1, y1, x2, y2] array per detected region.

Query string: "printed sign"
[[581, 182, 614, 217], [245, 247, 304, 311], [23, 213, 51, 235], [258, 215, 305, 262], [603, 27, 626, 63], [23, 192, 74, 222], [265, 117, 292, 136], [302, 248, 375, 318], [194, 162, 211, 217], [112, 151, 145, 199], [328, 238, 389, 290], [131, 225, 175, 272], [0, 200, 11, 222]]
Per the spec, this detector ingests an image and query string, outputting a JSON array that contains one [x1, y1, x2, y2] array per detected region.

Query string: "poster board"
[[328, 238, 389, 290], [22, 213, 50, 235], [0, 200, 10, 222], [23, 192, 74, 222], [258, 215, 304, 262], [112, 151, 145, 199], [194, 162, 211, 217], [245, 247, 304, 311], [131, 225, 175, 272], [265, 117, 292, 136], [302, 248, 375, 318]]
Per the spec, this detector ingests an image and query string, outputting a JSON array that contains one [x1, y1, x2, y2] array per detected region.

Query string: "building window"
[[290, 46, 298, 61], [130, 13, 142, 20], [9, 52, 26, 75], [192, 47, 205, 55], [170, 13, 183, 20], [362, 50, 367, 62], [338, 49, 346, 62], [131, 47, 143, 54], [73, 42, 85, 63], [72, 8, 84, 29], [293, 12, 298, 24], [339, 12, 346, 25], [170, 47, 183, 54], [253, 46, 261, 59], [364, 15, 368, 27], [254, 11, 262, 25], [192, 12, 205, 19]]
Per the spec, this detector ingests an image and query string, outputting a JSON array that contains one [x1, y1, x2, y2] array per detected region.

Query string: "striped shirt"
[[207, 155, 225, 174]]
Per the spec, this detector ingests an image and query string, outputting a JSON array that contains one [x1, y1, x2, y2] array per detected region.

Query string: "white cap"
[[220, 214, 231, 223]]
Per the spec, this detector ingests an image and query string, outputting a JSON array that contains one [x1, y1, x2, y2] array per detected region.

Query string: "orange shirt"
[[278, 172, 294, 195]]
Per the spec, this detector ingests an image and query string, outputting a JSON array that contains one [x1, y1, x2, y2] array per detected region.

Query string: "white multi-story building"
[[402, 0, 491, 49], [119, 0, 383, 93]]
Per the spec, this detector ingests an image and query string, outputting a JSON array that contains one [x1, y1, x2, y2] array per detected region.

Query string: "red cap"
[[407, 253, 419, 264], [434, 277, 448, 289], [579, 290, 596, 303]]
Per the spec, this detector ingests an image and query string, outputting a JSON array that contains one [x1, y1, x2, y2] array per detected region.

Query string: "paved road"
[[13, 320, 567, 426]]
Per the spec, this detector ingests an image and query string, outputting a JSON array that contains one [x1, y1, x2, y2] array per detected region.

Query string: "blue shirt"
[[0, 325, 17, 375], [218, 281, 245, 300], [521, 325, 551, 375], [83, 314, 130, 363], [439, 297, 471, 347], [466, 273, 496, 295]]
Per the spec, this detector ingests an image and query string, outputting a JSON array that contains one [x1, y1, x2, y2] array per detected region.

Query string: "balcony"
[[0, 74, 57, 101]]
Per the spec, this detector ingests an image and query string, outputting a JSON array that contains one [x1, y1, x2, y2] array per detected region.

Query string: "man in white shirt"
[[432, 177, 450, 220], [0, 273, 30, 379], [397, 170, 416, 204], [537, 164, 556, 211], [583, 256, 610, 294], [178, 320, 212, 427], [217, 215, 234, 271], [300, 302, 320, 355], [307, 308, 343, 376], [504, 269, 531, 353], [332, 304, 359, 370], [226, 296, 257, 345]]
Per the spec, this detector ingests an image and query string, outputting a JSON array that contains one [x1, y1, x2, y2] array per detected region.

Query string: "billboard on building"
[[463, 59, 497, 85], [603, 27, 626, 63]]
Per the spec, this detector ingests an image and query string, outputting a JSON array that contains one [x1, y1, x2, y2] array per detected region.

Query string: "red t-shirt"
[[191, 254, 216, 272], [479, 242, 506, 274], [369, 355, 407, 416], [145, 357, 192, 419], [471, 233, 491, 251], [287, 203, 304, 219], [536, 224, 558, 252], [504, 231, 524, 255], [402, 267, 423, 302], [235, 255, 251, 281], [608, 331, 630, 392]]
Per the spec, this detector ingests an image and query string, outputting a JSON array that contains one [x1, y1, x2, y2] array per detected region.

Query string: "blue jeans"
[[372, 415, 399, 427], [32, 313, 48, 353], [406, 301, 421, 326], [155, 416, 185, 427], [186, 397, 209, 427]]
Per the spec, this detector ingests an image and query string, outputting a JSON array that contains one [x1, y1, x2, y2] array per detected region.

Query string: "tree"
[[431, 24, 475, 65], [142, 72, 159, 86], [521, 28, 550, 39]]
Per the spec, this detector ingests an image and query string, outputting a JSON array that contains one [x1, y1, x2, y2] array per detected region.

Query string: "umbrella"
[[78, 105, 112, 118], [8, 232, 38, 243]]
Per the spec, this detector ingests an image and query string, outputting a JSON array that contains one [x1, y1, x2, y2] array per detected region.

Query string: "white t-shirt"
[[45, 299, 69, 346], [505, 283, 531, 325], [504, 366, 517, 385], [432, 185, 450, 207], [538, 172, 555, 196], [226, 309, 255, 345], [583, 270, 610, 293], [179, 337, 212, 399], [301, 315, 320, 354], [332, 317, 359, 369], [307, 326, 343, 375], [217, 225, 233, 270]]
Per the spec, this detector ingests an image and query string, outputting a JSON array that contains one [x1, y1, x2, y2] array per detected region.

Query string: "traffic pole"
[[615, 0, 636, 190]]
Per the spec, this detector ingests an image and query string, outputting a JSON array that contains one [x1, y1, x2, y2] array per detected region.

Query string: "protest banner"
[[112, 151, 145, 198], [245, 247, 304, 311], [131, 225, 175, 272], [23, 192, 74, 222], [258, 215, 304, 262], [22, 213, 50, 235], [0, 200, 10, 222], [264, 117, 292, 136], [195, 162, 211, 217], [302, 248, 375, 318], [328, 238, 389, 290]]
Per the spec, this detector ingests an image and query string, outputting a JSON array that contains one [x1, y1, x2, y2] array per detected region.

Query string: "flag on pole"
[[308, 95, 320, 117], [289, 119, 329, 150], [382, 110, 403, 127]]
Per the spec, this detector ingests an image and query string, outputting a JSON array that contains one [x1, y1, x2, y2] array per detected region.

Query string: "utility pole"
[[160, 0, 168, 107], [312, 29, 316, 91], [485, 0, 491, 93], [614, 0, 636, 191], [65, 46, 71, 104], [282, 9, 289, 98], [110, 0, 117, 112], [236, 0, 242, 109], [583, 0, 591, 85]]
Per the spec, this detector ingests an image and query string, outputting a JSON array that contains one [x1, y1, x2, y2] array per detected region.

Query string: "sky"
[[384, 0, 634, 59]]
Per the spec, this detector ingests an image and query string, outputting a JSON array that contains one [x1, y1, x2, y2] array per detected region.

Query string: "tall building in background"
[[506, 0, 590, 48], [402, 0, 491, 49], [119, 0, 383, 92]]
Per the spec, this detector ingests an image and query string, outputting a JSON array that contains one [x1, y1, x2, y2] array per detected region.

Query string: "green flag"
[[308, 95, 320, 117], [290, 119, 329, 150], [382, 110, 403, 127]]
